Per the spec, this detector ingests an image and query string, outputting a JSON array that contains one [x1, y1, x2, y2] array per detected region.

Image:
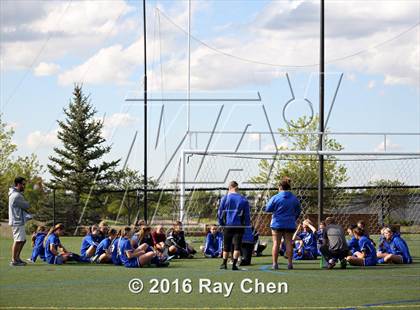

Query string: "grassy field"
[[0, 234, 419, 310]]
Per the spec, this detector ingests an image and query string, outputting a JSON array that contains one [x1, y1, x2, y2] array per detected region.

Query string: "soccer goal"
[[174, 150, 420, 234]]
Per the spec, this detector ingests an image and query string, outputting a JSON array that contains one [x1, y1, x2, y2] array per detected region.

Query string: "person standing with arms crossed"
[[218, 181, 251, 271], [265, 177, 301, 270], [8, 177, 31, 266]]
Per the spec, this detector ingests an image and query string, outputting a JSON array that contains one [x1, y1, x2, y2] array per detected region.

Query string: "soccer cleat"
[[26, 258, 35, 263], [232, 265, 239, 271], [219, 263, 227, 270], [340, 259, 347, 269], [10, 261, 26, 267], [327, 259, 336, 269], [272, 263, 279, 270], [287, 264, 293, 270]]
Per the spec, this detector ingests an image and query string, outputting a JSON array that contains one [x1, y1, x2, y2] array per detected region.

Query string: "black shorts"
[[223, 227, 244, 252], [272, 228, 295, 233]]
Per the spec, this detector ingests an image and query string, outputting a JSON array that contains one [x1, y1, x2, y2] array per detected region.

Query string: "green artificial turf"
[[0, 235, 419, 310]]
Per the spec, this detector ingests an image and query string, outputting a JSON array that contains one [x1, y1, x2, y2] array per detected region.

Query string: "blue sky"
[[1, 0, 419, 186]]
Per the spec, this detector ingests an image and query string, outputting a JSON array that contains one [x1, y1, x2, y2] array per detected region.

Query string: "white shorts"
[[12, 226, 26, 242]]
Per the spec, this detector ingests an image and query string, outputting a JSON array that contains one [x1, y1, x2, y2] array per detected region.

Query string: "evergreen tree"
[[48, 85, 120, 214]]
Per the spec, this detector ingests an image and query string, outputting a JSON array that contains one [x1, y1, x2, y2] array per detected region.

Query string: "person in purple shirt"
[[264, 177, 301, 270]]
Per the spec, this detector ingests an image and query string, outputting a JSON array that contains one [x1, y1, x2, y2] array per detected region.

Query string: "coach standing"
[[8, 177, 31, 266], [217, 181, 250, 270]]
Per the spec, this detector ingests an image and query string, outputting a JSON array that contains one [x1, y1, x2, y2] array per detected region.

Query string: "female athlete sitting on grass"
[[151, 225, 167, 252], [44, 223, 82, 264], [165, 221, 196, 258], [119, 226, 170, 268], [200, 225, 223, 258], [347, 224, 360, 255], [346, 227, 377, 267], [80, 225, 100, 259], [28, 225, 47, 263], [292, 219, 318, 260], [92, 228, 118, 263], [377, 227, 412, 264]]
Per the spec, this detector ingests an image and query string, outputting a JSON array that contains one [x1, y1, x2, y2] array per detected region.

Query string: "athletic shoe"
[[26, 258, 35, 263], [10, 261, 26, 266], [327, 259, 336, 269], [272, 263, 279, 270], [16, 259, 27, 265], [90, 255, 99, 264], [219, 263, 227, 270], [340, 259, 347, 269], [232, 265, 239, 271], [287, 264, 293, 270]]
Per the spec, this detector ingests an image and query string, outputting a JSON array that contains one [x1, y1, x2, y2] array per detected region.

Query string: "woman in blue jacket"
[[264, 177, 301, 270], [377, 227, 412, 264]]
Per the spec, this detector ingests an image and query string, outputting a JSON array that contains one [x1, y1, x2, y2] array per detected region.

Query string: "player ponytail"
[[44, 223, 64, 247]]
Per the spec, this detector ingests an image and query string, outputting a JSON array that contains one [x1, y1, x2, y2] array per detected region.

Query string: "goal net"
[[170, 151, 420, 234]]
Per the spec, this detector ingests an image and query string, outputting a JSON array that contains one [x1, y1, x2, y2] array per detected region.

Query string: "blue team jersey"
[[347, 236, 360, 254], [389, 235, 412, 264], [95, 238, 112, 256], [44, 233, 61, 264], [264, 191, 301, 230], [358, 236, 377, 266], [218, 193, 250, 227], [111, 237, 122, 265], [378, 235, 391, 253], [34, 232, 46, 249], [299, 231, 317, 251], [204, 232, 223, 257], [118, 238, 139, 268], [80, 234, 100, 256]]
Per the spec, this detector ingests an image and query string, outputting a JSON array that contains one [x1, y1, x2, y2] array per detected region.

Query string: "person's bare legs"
[[284, 233, 293, 268], [12, 241, 25, 262], [271, 230, 281, 268], [346, 252, 364, 266], [384, 254, 403, 264], [138, 251, 155, 266]]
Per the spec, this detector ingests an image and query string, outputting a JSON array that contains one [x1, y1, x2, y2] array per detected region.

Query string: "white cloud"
[[33, 62, 60, 76], [346, 73, 356, 81], [248, 133, 261, 141], [0, 0, 135, 71], [374, 139, 401, 152], [368, 80, 376, 89], [101, 113, 139, 138], [26, 129, 59, 149]]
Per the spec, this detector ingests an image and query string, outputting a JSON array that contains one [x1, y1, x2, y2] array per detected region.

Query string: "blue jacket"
[[242, 227, 254, 243], [204, 232, 223, 256], [389, 235, 412, 264], [264, 191, 301, 230], [348, 236, 360, 254], [218, 193, 251, 227]]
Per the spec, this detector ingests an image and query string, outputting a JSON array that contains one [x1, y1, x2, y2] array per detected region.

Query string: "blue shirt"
[[298, 231, 317, 251], [204, 232, 223, 254], [80, 234, 100, 256], [316, 230, 324, 246], [389, 235, 412, 264], [118, 238, 137, 267], [359, 236, 376, 262], [218, 193, 250, 227], [95, 238, 112, 256], [111, 237, 122, 265], [347, 236, 360, 254], [45, 233, 61, 264], [34, 232, 46, 249], [264, 191, 301, 230]]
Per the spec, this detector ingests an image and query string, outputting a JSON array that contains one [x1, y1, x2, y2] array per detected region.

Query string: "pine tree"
[[48, 85, 120, 207]]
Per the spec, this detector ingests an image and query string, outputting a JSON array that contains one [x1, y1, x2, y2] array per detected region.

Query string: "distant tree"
[[48, 85, 120, 226], [0, 114, 45, 219], [251, 115, 348, 213]]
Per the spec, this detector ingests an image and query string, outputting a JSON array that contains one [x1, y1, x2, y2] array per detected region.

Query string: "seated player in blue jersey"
[[347, 224, 360, 255], [28, 225, 47, 263], [165, 221, 196, 258], [346, 227, 377, 266], [111, 229, 123, 265], [44, 223, 82, 264], [97, 220, 109, 242], [200, 225, 223, 258], [92, 228, 118, 263], [292, 219, 318, 260], [316, 221, 325, 256], [119, 226, 168, 268], [376, 227, 412, 264], [80, 225, 100, 259]]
